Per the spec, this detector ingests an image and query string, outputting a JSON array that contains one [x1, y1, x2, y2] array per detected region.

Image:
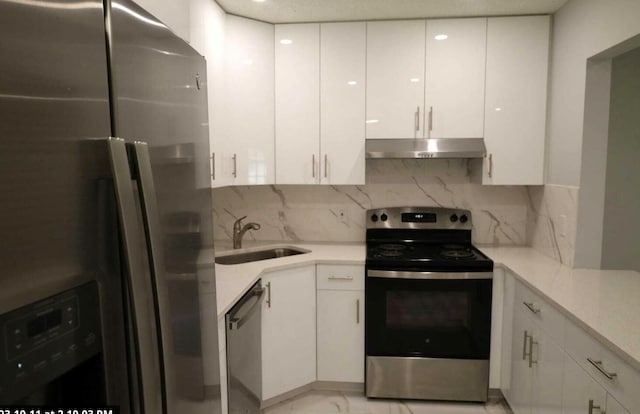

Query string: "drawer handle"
[[523, 301, 541, 314], [587, 358, 617, 380], [588, 399, 602, 414], [356, 299, 360, 324], [328, 276, 354, 281]]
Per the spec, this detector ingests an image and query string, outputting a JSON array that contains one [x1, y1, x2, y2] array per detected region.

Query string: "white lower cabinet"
[[530, 327, 564, 414], [606, 395, 632, 414], [562, 352, 629, 414], [505, 307, 535, 413], [316, 290, 364, 382], [316, 264, 365, 383], [261, 266, 317, 400], [504, 281, 563, 414], [501, 272, 635, 414]]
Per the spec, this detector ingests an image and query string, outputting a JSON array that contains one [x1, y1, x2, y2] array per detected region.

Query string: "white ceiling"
[[216, 0, 569, 24]]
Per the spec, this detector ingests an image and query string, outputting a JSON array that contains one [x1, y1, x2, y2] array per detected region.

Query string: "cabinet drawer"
[[565, 322, 640, 413], [515, 280, 566, 347], [316, 264, 364, 290]]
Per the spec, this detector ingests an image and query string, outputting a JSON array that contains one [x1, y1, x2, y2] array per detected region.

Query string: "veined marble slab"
[[212, 159, 528, 246], [526, 184, 579, 266]]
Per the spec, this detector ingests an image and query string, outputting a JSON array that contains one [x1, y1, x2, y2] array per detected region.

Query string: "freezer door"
[[106, 1, 221, 414], [0, 0, 130, 411]]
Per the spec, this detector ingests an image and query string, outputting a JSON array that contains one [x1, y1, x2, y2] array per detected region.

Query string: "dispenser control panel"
[[0, 282, 102, 403]]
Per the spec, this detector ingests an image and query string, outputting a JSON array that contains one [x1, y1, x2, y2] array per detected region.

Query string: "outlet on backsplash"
[[334, 208, 348, 225]]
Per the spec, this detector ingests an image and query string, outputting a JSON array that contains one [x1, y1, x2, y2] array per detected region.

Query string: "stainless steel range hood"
[[365, 138, 486, 159]]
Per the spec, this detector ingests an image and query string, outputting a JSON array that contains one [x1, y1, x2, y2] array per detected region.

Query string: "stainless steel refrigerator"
[[0, 1, 221, 413]]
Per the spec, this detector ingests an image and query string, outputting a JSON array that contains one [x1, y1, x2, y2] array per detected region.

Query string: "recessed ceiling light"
[[410, 78, 420, 83], [365, 119, 379, 124], [347, 81, 357, 86], [495, 107, 502, 111], [253, 0, 266, 3], [434, 34, 448, 40], [280, 39, 293, 45]]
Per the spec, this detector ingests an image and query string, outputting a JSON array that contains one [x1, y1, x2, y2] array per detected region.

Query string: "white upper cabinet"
[[275, 24, 321, 184], [320, 22, 366, 185], [191, 0, 226, 187], [483, 15, 550, 185], [216, 15, 275, 187], [425, 18, 486, 138], [366, 20, 426, 139]]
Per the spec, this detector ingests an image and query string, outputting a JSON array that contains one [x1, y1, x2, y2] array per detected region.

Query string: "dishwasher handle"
[[227, 285, 266, 331]]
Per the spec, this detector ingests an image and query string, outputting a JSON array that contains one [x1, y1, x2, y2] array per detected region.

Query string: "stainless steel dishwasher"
[[226, 280, 265, 414]]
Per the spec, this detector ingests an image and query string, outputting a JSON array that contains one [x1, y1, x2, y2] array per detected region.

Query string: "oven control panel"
[[0, 282, 102, 403], [367, 207, 472, 230]]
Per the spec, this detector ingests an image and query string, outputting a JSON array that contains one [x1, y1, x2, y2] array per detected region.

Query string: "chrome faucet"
[[233, 216, 261, 249]]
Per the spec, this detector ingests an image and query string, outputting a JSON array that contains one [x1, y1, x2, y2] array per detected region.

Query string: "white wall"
[[573, 59, 611, 269], [601, 47, 640, 271], [547, 0, 640, 186]]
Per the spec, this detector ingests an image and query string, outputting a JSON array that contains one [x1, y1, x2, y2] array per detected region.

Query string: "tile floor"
[[263, 390, 513, 414]]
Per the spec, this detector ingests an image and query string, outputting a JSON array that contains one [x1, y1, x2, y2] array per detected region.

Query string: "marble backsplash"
[[526, 184, 579, 267], [212, 159, 530, 246]]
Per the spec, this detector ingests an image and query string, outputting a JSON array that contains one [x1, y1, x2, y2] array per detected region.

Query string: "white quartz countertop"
[[479, 246, 640, 371], [212, 242, 640, 371], [213, 242, 365, 317]]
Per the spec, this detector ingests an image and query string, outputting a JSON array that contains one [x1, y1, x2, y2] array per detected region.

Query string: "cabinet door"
[[562, 352, 608, 414], [204, 3, 227, 187], [275, 24, 320, 184], [261, 266, 316, 400], [483, 16, 550, 185], [317, 290, 364, 383], [221, 16, 275, 185], [507, 308, 534, 414], [530, 328, 564, 414], [606, 395, 631, 414], [366, 20, 426, 139], [424, 18, 486, 139], [320, 22, 365, 185]]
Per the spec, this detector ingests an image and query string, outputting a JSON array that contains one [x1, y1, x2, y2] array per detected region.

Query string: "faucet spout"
[[232, 216, 261, 249]]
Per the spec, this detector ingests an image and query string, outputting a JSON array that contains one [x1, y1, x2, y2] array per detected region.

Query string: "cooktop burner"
[[440, 247, 475, 259]]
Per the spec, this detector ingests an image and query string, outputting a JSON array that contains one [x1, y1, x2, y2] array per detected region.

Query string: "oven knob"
[[371, 214, 379, 222], [380, 213, 388, 222], [459, 214, 468, 223], [450, 214, 458, 223]]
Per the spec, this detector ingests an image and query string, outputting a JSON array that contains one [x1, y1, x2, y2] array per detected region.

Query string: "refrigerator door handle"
[[107, 137, 165, 414], [130, 141, 170, 414]]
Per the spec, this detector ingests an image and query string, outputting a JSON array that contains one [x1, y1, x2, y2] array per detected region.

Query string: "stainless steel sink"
[[215, 247, 310, 265]]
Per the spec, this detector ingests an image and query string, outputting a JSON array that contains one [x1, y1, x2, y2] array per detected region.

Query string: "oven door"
[[365, 269, 493, 360]]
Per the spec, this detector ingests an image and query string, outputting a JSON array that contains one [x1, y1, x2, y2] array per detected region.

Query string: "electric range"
[[365, 207, 493, 402]]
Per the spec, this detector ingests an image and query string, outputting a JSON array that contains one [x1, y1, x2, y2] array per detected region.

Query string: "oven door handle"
[[367, 270, 493, 280]]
